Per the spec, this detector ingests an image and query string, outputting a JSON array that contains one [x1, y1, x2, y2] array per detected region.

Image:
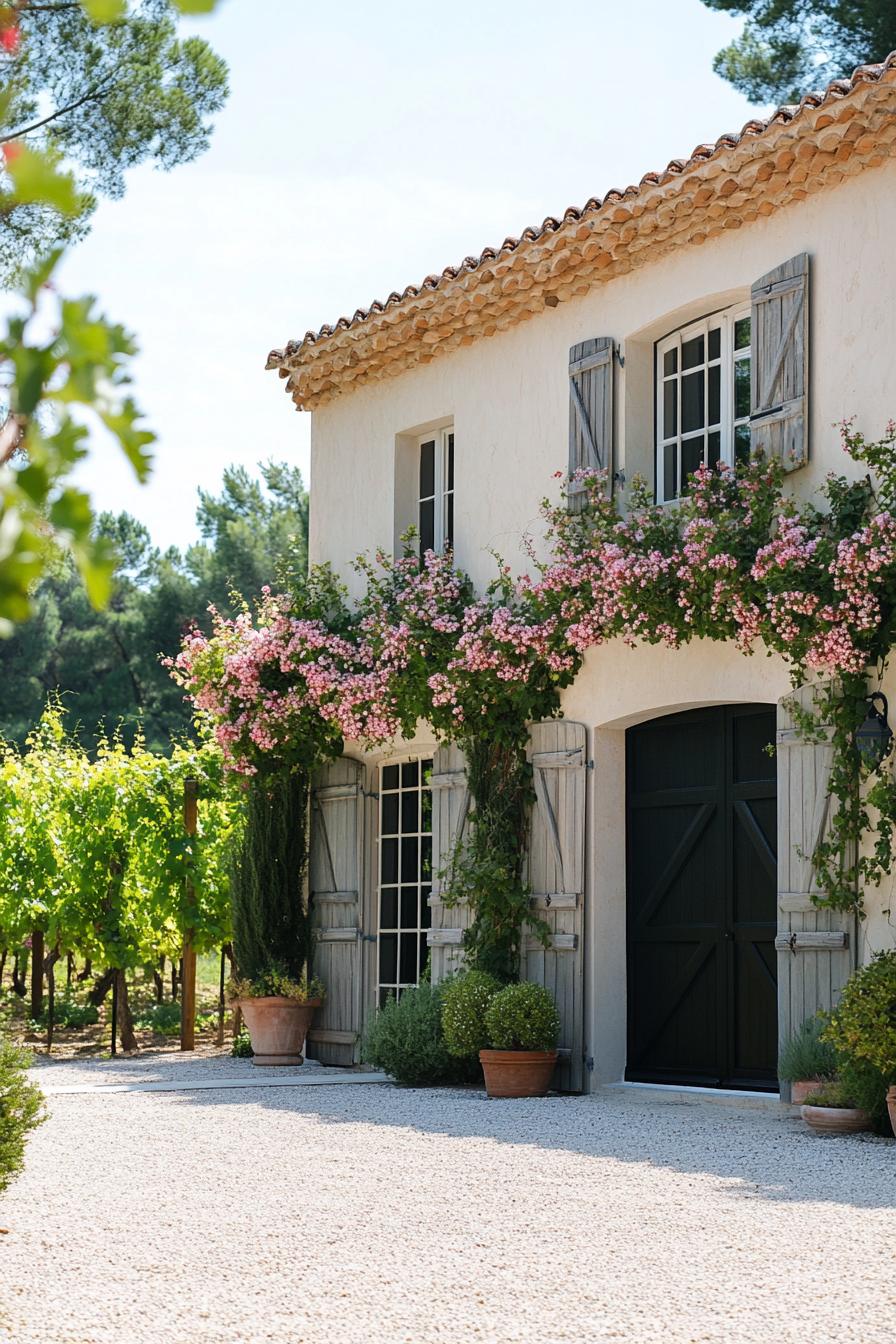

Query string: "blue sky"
[[63, 0, 761, 551]]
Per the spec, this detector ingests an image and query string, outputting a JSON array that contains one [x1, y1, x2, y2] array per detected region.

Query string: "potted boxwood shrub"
[[441, 970, 502, 1068], [480, 981, 560, 1098], [799, 1080, 871, 1136], [824, 950, 896, 1137], [229, 772, 324, 1066], [779, 1014, 838, 1104]]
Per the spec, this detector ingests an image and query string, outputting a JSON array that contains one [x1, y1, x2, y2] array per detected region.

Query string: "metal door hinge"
[[360, 933, 377, 944], [585, 1056, 594, 1072]]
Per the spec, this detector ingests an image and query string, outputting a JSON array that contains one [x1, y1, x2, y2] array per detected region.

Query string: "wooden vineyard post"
[[180, 777, 198, 1052], [216, 945, 226, 1047], [30, 928, 44, 1020]]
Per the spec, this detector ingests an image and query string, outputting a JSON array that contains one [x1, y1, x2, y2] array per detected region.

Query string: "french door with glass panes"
[[377, 758, 433, 1005]]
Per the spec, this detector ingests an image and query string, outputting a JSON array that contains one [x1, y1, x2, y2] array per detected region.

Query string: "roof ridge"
[[268, 50, 896, 403]]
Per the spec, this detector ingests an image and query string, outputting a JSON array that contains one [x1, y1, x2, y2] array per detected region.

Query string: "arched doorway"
[[625, 704, 777, 1091]]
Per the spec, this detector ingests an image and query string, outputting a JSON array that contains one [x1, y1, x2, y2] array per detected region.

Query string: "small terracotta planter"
[[238, 996, 320, 1067], [790, 1079, 823, 1105], [480, 1049, 557, 1098], [887, 1085, 896, 1138], [801, 1103, 870, 1136]]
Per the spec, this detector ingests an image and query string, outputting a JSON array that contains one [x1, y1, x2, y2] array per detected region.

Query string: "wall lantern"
[[855, 692, 893, 770]]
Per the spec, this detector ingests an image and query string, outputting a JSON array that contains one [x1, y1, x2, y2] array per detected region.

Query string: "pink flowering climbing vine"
[[172, 420, 896, 931]]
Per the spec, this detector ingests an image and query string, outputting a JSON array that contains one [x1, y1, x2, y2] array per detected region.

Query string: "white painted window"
[[656, 306, 752, 503], [418, 428, 454, 554], [377, 757, 433, 1005]]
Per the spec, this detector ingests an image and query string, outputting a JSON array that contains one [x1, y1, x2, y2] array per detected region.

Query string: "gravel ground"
[[1, 1064, 893, 1344]]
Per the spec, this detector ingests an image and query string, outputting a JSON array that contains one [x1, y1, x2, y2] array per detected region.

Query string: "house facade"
[[268, 56, 896, 1095]]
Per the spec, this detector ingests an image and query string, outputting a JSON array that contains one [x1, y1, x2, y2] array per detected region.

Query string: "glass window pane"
[[381, 792, 399, 836], [663, 347, 677, 376], [681, 438, 705, 493], [379, 987, 395, 1008], [708, 365, 720, 426], [401, 760, 419, 788], [379, 934, 397, 985], [401, 789, 418, 834], [447, 434, 454, 488], [421, 789, 432, 834], [419, 441, 435, 498], [681, 334, 704, 370], [400, 887, 419, 928], [735, 317, 751, 351], [380, 838, 398, 885], [707, 430, 721, 465], [420, 835, 432, 880], [380, 888, 397, 929], [734, 357, 751, 420], [421, 895, 432, 929], [400, 933, 418, 984], [418, 937, 429, 978], [400, 836, 418, 882], [663, 381, 677, 437], [681, 370, 705, 433], [735, 423, 751, 465], [419, 499, 435, 554], [663, 443, 677, 502], [708, 327, 721, 360], [382, 765, 399, 791]]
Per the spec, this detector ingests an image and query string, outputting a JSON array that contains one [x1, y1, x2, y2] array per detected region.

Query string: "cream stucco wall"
[[308, 158, 896, 597], [298, 157, 896, 1088]]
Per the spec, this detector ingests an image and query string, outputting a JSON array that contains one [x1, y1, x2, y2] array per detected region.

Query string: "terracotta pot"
[[790, 1079, 823, 1105], [800, 1103, 870, 1136], [479, 1049, 558, 1098], [886, 1085, 896, 1138], [238, 996, 320, 1067]]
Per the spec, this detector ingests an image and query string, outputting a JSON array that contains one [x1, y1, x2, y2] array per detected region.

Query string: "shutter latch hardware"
[[613, 347, 625, 368], [788, 931, 798, 956]]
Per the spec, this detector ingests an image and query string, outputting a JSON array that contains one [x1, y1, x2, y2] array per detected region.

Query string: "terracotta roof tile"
[[268, 53, 896, 410]]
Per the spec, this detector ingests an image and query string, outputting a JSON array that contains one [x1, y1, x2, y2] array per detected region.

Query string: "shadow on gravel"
[[162, 1081, 896, 1211]]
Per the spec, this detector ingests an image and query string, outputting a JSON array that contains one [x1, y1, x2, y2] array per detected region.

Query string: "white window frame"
[[656, 303, 751, 504], [375, 754, 433, 1005], [417, 426, 454, 554]]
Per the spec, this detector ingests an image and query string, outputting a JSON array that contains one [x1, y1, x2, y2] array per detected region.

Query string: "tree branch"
[[0, 75, 116, 144], [0, 412, 26, 465]]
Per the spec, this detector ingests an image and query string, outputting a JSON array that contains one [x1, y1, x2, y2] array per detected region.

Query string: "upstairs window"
[[656, 306, 751, 503], [418, 427, 454, 554]]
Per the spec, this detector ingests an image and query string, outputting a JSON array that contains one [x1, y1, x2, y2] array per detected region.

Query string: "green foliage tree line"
[[704, 1, 896, 103], [0, 460, 309, 752]]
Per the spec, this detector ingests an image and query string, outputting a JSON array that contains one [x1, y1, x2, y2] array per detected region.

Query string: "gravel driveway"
[[1, 1060, 893, 1344]]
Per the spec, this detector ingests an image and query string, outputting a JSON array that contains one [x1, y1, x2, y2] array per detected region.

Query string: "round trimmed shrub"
[[440, 970, 502, 1059], [484, 981, 560, 1052], [824, 950, 896, 1082], [362, 982, 460, 1085]]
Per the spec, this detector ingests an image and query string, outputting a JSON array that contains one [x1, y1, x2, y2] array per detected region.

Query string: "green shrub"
[[134, 1001, 182, 1036], [778, 1014, 838, 1083], [441, 971, 502, 1059], [802, 1081, 858, 1108], [231, 1030, 253, 1058], [230, 772, 313, 990], [362, 982, 467, 1086], [838, 1055, 891, 1135], [484, 981, 560, 1052], [33, 996, 99, 1030], [824, 951, 896, 1082], [0, 1042, 44, 1194]]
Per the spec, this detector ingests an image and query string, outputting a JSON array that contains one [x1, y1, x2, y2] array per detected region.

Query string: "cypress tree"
[[230, 771, 311, 986]]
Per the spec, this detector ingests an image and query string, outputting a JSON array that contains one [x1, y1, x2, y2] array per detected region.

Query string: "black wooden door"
[[626, 704, 777, 1091]]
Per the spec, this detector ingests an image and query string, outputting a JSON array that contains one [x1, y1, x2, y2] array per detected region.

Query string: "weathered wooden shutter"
[[522, 721, 587, 1092], [776, 686, 856, 1099], [568, 338, 614, 510], [308, 758, 366, 1065], [426, 743, 472, 985], [751, 253, 809, 471]]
